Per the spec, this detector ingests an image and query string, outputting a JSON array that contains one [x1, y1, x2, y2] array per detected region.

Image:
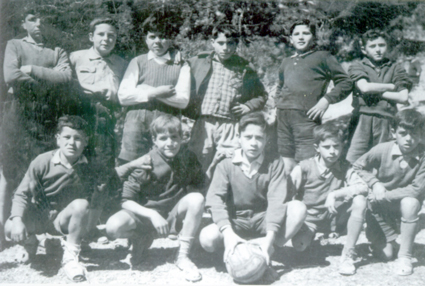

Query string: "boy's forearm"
[[381, 89, 409, 104], [122, 200, 157, 220], [356, 79, 395, 94]]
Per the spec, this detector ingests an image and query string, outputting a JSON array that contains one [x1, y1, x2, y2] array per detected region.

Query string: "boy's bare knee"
[[352, 195, 367, 211], [199, 225, 221, 252], [70, 199, 90, 215], [287, 200, 307, 219], [400, 197, 421, 218], [106, 215, 126, 240], [185, 192, 205, 212]]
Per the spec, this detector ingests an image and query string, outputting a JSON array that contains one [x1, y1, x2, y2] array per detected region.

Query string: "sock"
[[398, 217, 419, 260], [343, 215, 364, 256], [178, 236, 194, 260]]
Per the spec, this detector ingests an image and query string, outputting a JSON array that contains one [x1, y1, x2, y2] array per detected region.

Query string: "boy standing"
[[70, 18, 127, 236], [199, 112, 306, 276], [289, 123, 368, 275], [352, 109, 425, 276], [276, 19, 352, 174], [117, 17, 190, 164], [346, 29, 413, 164], [1, 10, 72, 248], [106, 114, 205, 282], [4, 116, 93, 282], [187, 25, 267, 172]]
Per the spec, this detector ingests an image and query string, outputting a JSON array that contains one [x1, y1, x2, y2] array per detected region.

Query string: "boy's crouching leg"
[[277, 200, 308, 250], [199, 223, 223, 253], [395, 197, 421, 276]]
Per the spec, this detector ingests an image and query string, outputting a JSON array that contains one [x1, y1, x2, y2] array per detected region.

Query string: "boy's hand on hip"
[[307, 98, 329, 120], [153, 85, 176, 99], [222, 228, 246, 262], [149, 211, 169, 238], [325, 192, 337, 214], [231, 103, 250, 116], [11, 217, 28, 242]]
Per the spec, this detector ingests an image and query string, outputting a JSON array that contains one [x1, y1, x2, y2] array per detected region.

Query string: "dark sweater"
[[353, 141, 425, 202], [349, 58, 412, 118], [122, 147, 205, 213], [276, 50, 352, 111], [205, 154, 290, 233]]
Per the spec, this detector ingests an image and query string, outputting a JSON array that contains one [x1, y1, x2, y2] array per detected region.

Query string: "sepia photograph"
[[0, 0, 425, 284]]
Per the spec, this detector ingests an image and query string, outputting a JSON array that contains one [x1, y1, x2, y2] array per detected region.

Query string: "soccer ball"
[[225, 242, 268, 284]]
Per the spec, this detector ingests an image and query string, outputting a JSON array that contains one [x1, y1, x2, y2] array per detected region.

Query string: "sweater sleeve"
[[266, 158, 290, 233], [121, 168, 150, 203], [323, 54, 353, 104], [30, 48, 72, 84], [352, 145, 383, 188], [241, 63, 267, 111], [205, 160, 231, 229], [3, 40, 36, 85], [348, 60, 369, 83], [385, 158, 425, 201], [392, 63, 413, 92]]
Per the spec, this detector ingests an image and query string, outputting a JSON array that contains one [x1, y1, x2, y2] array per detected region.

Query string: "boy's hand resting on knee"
[[149, 211, 169, 238], [371, 183, 387, 202], [222, 227, 246, 261], [325, 192, 337, 214], [250, 236, 275, 265], [10, 217, 28, 242], [307, 97, 329, 121]]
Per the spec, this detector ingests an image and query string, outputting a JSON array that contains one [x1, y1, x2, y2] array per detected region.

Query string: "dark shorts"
[[276, 109, 319, 161], [304, 201, 350, 234], [365, 201, 402, 247], [346, 114, 392, 164], [119, 109, 172, 162], [230, 210, 268, 239]]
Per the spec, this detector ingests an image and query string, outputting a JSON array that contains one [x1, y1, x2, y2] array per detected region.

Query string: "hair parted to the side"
[[239, 112, 267, 133], [392, 109, 424, 133], [150, 114, 182, 138], [89, 17, 118, 33], [142, 10, 182, 39], [21, 7, 40, 22], [361, 29, 389, 47], [313, 122, 345, 145], [212, 24, 240, 42], [57, 115, 89, 136], [289, 18, 316, 37]]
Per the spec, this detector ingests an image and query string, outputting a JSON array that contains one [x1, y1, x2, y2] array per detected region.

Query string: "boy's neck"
[[367, 57, 387, 67], [317, 155, 337, 169], [59, 150, 79, 166]]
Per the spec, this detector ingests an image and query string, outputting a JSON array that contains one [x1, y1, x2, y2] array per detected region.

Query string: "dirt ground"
[[1, 212, 425, 285]]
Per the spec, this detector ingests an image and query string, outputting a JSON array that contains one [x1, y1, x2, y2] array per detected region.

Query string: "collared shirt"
[[200, 54, 244, 118], [22, 36, 45, 48], [232, 149, 264, 178], [50, 149, 88, 169], [70, 47, 127, 103], [118, 50, 190, 108], [391, 142, 420, 169], [314, 155, 333, 179]]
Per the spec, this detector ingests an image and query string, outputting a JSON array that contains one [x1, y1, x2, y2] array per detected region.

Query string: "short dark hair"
[[313, 122, 344, 145], [142, 13, 181, 39], [21, 8, 40, 22], [89, 18, 118, 34], [212, 24, 240, 43], [150, 114, 182, 138], [361, 29, 389, 46], [289, 19, 316, 37], [393, 109, 424, 134], [57, 115, 89, 136], [239, 112, 267, 133]]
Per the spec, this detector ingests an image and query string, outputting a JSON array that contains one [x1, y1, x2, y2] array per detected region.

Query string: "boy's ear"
[[390, 127, 396, 139], [89, 32, 94, 43], [313, 143, 319, 153], [360, 45, 367, 56]]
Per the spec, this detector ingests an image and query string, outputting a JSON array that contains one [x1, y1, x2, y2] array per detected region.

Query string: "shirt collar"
[[87, 47, 104, 60], [232, 149, 264, 167], [391, 142, 421, 161], [148, 50, 171, 62], [291, 48, 316, 59], [361, 57, 391, 69], [314, 155, 338, 178], [51, 150, 88, 169], [22, 36, 44, 47]]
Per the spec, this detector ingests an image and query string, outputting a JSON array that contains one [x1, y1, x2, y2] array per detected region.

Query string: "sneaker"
[[61, 239, 87, 282], [130, 234, 154, 267], [394, 257, 413, 276], [15, 235, 38, 264], [175, 256, 202, 282], [338, 248, 357, 275]]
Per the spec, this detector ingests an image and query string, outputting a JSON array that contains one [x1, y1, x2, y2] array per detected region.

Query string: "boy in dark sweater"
[[117, 15, 190, 164], [346, 29, 412, 164], [352, 109, 425, 276], [106, 114, 205, 282], [187, 25, 267, 173], [200, 112, 306, 274], [276, 19, 352, 174], [289, 122, 368, 275]]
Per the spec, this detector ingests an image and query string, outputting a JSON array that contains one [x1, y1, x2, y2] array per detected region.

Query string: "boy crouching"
[[106, 114, 205, 282], [5, 116, 93, 282]]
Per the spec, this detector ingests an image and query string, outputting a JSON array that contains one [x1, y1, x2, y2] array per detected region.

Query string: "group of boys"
[[0, 9, 424, 284]]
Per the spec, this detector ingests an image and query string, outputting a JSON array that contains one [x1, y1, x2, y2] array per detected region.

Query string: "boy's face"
[[239, 124, 267, 162], [56, 126, 87, 163], [290, 25, 314, 53], [362, 37, 387, 64], [90, 23, 117, 57], [211, 33, 238, 61], [314, 137, 343, 166], [153, 131, 182, 158], [22, 14, 43, 43], [393, 126, 421, 155], [145, 31, 172, 57]]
